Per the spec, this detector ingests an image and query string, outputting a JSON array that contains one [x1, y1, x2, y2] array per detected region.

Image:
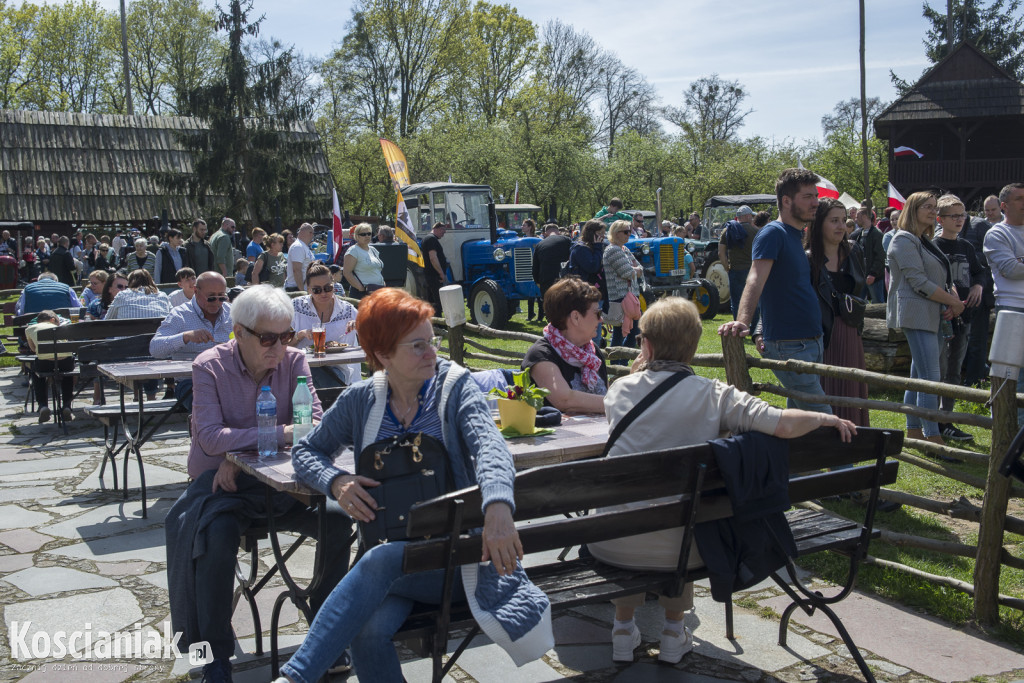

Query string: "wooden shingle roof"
[[875, 42, 1024, 135], [0, 109, 332, 223]]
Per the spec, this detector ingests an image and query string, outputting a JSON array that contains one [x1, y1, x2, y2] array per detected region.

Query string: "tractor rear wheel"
[[469, 279, 509, 328]]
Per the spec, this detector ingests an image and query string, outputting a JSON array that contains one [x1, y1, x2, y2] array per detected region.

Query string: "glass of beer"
[[69, 311, 80, 324], [311, 326, 326, 357]]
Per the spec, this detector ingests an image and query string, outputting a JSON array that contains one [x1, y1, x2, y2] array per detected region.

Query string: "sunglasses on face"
[[205, 295, 228, 303], [241, 325, 295, 347], [356, 232, 371, 237], [309, 285, 333, 295], [396, 334, 444, 356]]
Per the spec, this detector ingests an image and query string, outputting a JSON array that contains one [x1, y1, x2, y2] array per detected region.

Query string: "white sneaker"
[[611, 623, 642, 662], [658, 625, 693, 664]]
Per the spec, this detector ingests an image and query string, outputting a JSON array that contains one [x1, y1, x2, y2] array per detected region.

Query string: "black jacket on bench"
[[696, 432, 797, 602]]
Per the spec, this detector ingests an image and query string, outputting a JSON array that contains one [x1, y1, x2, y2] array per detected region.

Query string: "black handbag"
[[834, 291, 867, 329], [356, 432, 452, 548]]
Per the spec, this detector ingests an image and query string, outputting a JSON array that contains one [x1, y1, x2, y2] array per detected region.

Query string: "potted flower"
[[488, 369, 550, 435]]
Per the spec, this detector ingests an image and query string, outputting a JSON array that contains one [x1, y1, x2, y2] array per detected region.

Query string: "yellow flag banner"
[[380, 138, 423, 266]]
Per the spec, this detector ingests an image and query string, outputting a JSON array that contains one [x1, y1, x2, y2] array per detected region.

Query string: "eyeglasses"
[[205, 295, 228, 303], [940, 213, 967, 220], [241, 325, 295, 347], [587, 307, 603, 320], [309, 286, 332, 295], [356, 232, 371, 237], [396, 334, 444, 356], [114, 283, 127, 290]]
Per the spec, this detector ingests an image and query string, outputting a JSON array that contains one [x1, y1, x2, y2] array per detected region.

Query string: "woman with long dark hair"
[[805, 198, 870, 426]]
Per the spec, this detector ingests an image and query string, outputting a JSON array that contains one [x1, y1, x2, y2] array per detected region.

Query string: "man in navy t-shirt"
[[718, 168, 831, 413]]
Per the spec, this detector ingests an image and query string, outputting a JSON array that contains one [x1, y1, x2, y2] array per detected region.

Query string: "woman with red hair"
[[288, 288, 551, 682]]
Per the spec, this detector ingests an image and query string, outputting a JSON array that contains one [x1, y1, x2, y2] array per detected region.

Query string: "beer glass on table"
[[311, 326, 326, 357]]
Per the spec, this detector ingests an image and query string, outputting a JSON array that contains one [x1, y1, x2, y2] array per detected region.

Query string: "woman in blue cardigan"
[[285, 288, 552, 683]]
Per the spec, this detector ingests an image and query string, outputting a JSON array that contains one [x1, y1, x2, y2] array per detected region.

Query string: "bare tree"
[[821, 96, 887, 136], [535, 19, 602, 126], [595, 55, 659, 159], [663, 74, 752, 145]]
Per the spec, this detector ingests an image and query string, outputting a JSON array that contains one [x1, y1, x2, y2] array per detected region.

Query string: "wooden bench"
[[34, 319, 164, 432], [388, 427, 902, 683]]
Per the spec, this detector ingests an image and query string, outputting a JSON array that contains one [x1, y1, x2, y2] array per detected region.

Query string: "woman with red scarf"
[[522, 277, 608, 414]]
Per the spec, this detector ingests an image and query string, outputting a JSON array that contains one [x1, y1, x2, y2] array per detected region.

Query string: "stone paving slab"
[[76, 461, 187, 492], [3, 566, 118, 596], [0, 468, 81, 484], [762, 591, 1024, 682], [3, 587, 144, 638], [17, 663, 135, 683], [38, 500, 167, 540], [0, 486, 62, 504], [45, 528, 168, 564], [0, 455, 89, 476], [0, 506, 53, 529], [0, 553, 35, 573], [0, 529, 53, 553], [0, 447, 46, 463]]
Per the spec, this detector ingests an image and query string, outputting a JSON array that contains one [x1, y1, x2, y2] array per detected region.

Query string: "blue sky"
[[100, 0, 936, 142]]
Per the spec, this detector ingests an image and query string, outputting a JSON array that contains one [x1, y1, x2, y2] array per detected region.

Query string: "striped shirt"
[[149, 296, 233, 361], [124, 251, 157, 274], [375, 373, 443, 442], [105, 289, 171, 320]]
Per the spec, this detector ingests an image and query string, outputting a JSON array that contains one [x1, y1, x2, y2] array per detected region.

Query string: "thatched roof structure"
[[0, 109, 332, 229]]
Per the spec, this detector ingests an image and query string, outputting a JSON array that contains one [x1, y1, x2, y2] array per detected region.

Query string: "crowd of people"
[[13, 178, 1023, 680]]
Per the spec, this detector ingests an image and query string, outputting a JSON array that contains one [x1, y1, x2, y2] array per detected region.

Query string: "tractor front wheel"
[[469, 279, 510, 328]]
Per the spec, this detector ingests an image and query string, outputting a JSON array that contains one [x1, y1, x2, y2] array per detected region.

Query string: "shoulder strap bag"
[[601, 367, 693, 458], [356, 432, 452, 548]]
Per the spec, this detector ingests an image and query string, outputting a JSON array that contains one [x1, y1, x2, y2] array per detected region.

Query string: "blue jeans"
[[761, 337, 832, 413], [867, 278, 886, 304], [610, 325, 638, 366], [281, 541, 464, 683], [728, 268, 760, 331], [902, 328, 942, 437]]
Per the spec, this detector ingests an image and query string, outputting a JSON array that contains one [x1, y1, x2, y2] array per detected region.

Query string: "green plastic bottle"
[[292, 376, 313, 446]]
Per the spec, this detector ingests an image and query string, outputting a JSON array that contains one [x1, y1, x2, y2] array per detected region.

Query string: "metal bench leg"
[[233, 537, 264, 657], [725, 598, 735, 640]]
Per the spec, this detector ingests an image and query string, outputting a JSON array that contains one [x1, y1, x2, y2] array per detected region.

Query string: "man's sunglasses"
[[205, 295, 228, 303], [241, 325, 295, 347]]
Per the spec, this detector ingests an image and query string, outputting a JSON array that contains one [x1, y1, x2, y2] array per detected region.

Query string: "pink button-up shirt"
[[188, 339, 323, 478]]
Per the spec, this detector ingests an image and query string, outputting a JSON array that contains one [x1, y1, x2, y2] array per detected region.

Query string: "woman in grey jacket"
[[886, 192, 965, 443], [603, 219, 643, 359]]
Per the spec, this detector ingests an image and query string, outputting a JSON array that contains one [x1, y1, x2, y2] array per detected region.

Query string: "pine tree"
[[161, 0, 321, 225]]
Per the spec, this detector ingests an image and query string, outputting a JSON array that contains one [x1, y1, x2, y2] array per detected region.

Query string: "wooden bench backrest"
[[33, 318, 163, 358], [401, 427, 902, 573], [76, 334, 156, 364]]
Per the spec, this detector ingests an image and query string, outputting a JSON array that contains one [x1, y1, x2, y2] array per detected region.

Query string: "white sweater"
[[588, 370, 783, 572], [984, 221, 1024, 309]]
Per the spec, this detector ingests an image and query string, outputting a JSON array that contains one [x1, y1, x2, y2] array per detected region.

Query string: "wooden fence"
[[439, 318, 1024, 624]]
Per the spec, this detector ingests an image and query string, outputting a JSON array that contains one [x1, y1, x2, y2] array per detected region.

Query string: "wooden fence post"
[[974, 375, 1016, 625], [721, 335, 754, 394], [448, 321, 465, 366]]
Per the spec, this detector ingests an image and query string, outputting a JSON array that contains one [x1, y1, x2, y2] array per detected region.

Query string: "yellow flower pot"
[[497, 398, 536, 435]]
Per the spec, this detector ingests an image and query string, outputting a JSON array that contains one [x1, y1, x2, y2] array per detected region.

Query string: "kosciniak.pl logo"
[[8, 621, 194, 661]]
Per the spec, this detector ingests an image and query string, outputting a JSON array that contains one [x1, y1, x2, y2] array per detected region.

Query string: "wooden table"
[[227, 412, 607, 674], [96, 348, 368, 516]]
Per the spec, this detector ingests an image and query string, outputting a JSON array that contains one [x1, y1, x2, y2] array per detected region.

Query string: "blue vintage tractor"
[[625, 235, 721, 319], [403, 182, 542, 328]]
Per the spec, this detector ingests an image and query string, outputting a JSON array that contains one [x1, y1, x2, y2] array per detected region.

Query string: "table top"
[[97, 347, 367, 386], [227, 413, 608, 498]]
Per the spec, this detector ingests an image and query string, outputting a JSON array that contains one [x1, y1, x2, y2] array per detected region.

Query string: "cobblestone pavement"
[[1, 367, 1022, 683]]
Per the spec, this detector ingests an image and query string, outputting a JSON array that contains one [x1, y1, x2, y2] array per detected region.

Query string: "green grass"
[[470, 302, 1024, 646]]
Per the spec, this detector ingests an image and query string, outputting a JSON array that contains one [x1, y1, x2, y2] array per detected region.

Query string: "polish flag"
[[331, 188, 343, 261], [894, 146, 924, 159], [814, 173, 840, 200], [888, 183, 906, 211]]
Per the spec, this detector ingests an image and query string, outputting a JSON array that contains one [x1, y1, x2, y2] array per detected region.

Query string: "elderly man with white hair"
[[124, 237, 156, 274], [165, 285, 353, 683]]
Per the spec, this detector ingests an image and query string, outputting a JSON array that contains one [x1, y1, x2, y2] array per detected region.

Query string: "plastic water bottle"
[[256, 386, 277, 458], [292, 376, 313, 447]]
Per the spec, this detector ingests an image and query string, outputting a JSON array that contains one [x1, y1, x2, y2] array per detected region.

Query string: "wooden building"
[[874, 42, 1024, 206], [0, 109, 333, 235]]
